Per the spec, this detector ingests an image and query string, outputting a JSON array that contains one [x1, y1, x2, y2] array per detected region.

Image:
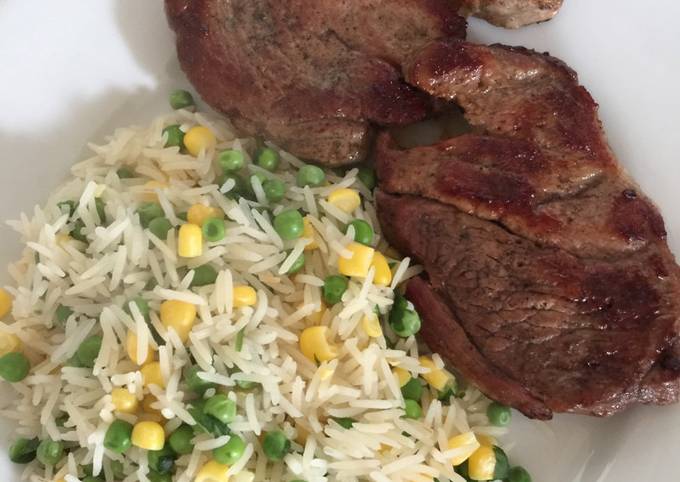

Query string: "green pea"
[[389, 295, 421, 338], [70, 219, 87, 243], [55, 304, 74, 325], [9, 438, 39, 464], [262, 430, 290, 461], [323, 275, 348, 305], [331, 417, 356, 429], [163, 125, 185, 148], [357, 166, 376, 190], [487, 402, 511, 427], [401, 378, 423, 401], [58, 200, 76, 217], [169, 89, 195, 110], [148, 445, 176, 474], [284, 250, 305, 274], [188, 400, 230, 437], [235, 328, 245, 352], [104, 419, 133, 454], [117, 167, 135, 179], [149, 217, 173, 240], [148, 471, 173, 482], [296, 164, 326, 187], [203, 218, 226, 242], [492, 445, 510, 479], [204, 394, 237, 424], [213, 434, 246, 465], [218, 149, 245, 173], [263, 179, 286, 203], [36, 439, 64, 466], [191, 265, 218, 287], [250, 172, 268, 185], [345, 219, 373, 246], [273, 210, 304, 240], [125, 296, 150, 319], [218, 173, 251, 200], [75, 335, 102, 368], [168, 424, 195, 455], [137, 202, 164, 228], [403, 399, 422, 419], [185, 365, 216, 394], [256, 147, 280, 171], [0, 352, 30, 382], [508, 466, 532, 482], [95, 198, 107, 224]]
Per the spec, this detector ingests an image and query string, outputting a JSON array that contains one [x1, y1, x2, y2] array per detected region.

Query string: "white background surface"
[[0, 0, 679, 480]]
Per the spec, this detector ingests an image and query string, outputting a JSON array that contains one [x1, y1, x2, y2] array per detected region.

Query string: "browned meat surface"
[[376, 41, 680, 418], [165, 0, 466, 166], [459, 0, 564, 28]]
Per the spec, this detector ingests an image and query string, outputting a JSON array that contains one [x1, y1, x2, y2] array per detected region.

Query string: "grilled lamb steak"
[[458, 0, 564, 28], [165, 0, 466, 166], [376, 41, 680, 418]]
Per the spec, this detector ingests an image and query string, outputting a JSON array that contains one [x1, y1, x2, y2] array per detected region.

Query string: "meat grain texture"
[[377, 41, 680, 419], [459, 0, 564, 28], [165, 0, 466, 166]]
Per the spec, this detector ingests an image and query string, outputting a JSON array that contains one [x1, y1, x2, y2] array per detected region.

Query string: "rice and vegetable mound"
[[0, 91, 525, 482]]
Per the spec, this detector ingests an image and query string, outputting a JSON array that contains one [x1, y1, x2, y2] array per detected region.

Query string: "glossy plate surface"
[[1, 0, 679, 480]]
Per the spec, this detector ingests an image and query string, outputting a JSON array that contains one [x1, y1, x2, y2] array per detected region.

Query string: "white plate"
[[0, 0, 679, 480]]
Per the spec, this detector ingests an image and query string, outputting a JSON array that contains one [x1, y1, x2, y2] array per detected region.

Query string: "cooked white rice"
[[0, 107, 508, 482]]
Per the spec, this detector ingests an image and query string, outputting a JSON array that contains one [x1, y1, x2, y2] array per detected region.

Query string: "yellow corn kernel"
[[160, 300, 197, 343], [302, 216, 318, 251], [111, 388, 139, 414], [195, 460, 230, 482], [55, 479, 67, 482], [299, 326, 338, 363], [184, 126, 216, 156], [131, 421, 165, 451], [178, 224, 203, 258], [141, 362, 165, 388], [468, 445, 496, 480], [392, 367, 410, 387], [0, 288, 12, 319], [188, 204, 223, 227], [362, 312, 382, 338], [447, 431, 480, 466], [126, 330, 154, 365], [305, 301, 326, 325], [0, 332, 21, 357], [338, 242, 375, 278], [327, 188, 361, 213], [231, 471, 255, 482], [142, 180, 168, 202], [370, 251, 392, 286], [233, 286, 257, 308], [419, 356, 453, 391], [476, 434, 497, 447]]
